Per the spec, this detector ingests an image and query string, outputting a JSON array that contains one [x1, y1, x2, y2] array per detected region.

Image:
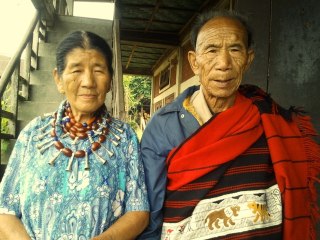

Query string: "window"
[[159, 65, 170, 91]]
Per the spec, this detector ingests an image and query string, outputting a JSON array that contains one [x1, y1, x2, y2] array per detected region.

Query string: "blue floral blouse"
[[0, 101, 149, 240]]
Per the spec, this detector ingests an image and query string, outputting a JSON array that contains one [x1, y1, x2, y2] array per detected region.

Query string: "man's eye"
[[208, 49, 217, 53], [230, 48, 240, 52]]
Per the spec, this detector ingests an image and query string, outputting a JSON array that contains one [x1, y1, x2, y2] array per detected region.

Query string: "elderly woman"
[[0, 31, 149, 239]]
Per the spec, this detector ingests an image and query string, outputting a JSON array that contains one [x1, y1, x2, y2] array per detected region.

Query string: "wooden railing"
[[0, 10, 46, 164], [0, 0, 70, 168]]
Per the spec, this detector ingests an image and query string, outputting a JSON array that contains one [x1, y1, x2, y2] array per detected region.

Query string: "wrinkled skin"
[[188, 17, 255, 113], [54, 48, 111, 123]]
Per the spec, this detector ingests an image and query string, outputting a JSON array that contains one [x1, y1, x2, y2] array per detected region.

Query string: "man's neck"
[[203, 92, 236, 114]]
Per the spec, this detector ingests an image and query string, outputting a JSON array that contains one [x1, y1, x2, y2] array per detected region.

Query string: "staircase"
[[18, 15, 113, 131]]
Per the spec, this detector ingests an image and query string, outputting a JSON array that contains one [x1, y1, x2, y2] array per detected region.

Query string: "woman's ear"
[[188, 50, 200, 75], [53, 68, 65, 94], [107, 78, 112, 93]]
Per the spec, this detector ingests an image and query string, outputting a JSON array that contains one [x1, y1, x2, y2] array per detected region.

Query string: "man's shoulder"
[[155, 85, 200, 116]]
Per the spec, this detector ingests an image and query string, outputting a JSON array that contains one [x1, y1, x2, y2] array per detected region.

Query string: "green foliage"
[[1, 100, 10, 134], [123, 75, 151, 132], [1, 85, 12, 155]]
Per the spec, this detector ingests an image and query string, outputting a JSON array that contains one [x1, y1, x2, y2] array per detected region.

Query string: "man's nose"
[[214, 50, 232, 71]]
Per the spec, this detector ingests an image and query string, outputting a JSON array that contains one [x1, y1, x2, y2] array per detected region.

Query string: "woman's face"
[[54, 48, 111, 122]]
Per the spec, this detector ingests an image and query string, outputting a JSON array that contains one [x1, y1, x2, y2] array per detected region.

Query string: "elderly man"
[[139, 9, 320, 240]]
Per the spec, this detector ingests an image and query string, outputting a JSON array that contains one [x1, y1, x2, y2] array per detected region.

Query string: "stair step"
[[38, 56, 55, 71], [29, 85, 65, 102], [30, 70, 54, 85], [38, 42, 57, 57], [18, 101, 60, 122]]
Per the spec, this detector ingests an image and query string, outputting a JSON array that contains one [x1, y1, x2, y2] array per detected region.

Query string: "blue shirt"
[[139, 86, 200, 239], [0, 101, 149, 239]]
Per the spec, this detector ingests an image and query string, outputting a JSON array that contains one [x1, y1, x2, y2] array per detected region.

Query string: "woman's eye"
[[72, 70, 81, 73], [94, 68, 105, 73]]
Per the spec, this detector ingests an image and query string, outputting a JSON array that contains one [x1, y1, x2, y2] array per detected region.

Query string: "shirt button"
[[181, 114, 185, 118]]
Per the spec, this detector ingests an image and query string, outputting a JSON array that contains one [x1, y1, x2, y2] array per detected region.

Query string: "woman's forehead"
[[65, 48, 107, 64]]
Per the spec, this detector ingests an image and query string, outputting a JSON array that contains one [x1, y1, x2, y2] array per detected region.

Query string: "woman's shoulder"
[[20, 112, 55, 135], [109, 116, 136, 137]]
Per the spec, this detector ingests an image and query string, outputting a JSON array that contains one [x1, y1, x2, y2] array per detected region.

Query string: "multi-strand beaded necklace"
[[36, 102, 123, 171]]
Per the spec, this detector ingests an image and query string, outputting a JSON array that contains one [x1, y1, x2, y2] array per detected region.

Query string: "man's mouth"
[[213, 79, 233, 87]]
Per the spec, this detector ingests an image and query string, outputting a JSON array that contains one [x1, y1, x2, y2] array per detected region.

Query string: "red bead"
[[69, 132, 76, 139], [91, 142, 101, 151], [103, 128, 109, 135], [54, 141, 64, 149], [70, 118, 76, 125], [75, 122, 83, 128], [99, 135, 106, 143], [70, 126, 77, 134], [76, 127, 86, 133], [65, 122, 71, 130], [50, 129, 56, 137], [77, 132, 88, 139], [62, 148, 72, 157], [75, 150, 85, 158]]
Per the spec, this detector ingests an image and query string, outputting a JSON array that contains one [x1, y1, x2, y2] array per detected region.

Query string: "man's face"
[[189, 17, 254, 103]]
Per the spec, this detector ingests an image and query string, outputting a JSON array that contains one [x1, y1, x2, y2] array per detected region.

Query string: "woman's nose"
[[81, 70, 96, 87]]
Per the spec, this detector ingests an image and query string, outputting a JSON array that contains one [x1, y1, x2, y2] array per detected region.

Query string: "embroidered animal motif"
[[247, 202, 271, 222], [205, 205, 240, 230]]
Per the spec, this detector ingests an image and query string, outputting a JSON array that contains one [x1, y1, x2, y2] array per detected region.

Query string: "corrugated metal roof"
[[116, 0, 227, 75], [74, 0, 229, 75]]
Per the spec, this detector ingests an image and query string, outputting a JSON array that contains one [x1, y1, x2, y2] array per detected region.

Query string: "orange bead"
[[77, 132, 88, 139], [91, 142, 101, 151], [92, 123, 98, 130], [99, 135, 106, 143], [103, 128, 109, 135], [76, 127, 86, 133], [75, 150, 85, 158], [69, 132, 76, 139], [50, 129, 56, 137], [65, 122, 71, 130], [62, 148, 72, 157], [54, 141, 64, 149], [75, 122, 83, 128], [70, 126, 77, 134]]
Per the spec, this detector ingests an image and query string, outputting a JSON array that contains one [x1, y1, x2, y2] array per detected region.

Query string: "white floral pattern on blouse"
[[0, 101, 149, 239]]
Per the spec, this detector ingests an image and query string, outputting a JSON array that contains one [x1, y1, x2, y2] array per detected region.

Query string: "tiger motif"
[[247, 202, 271, 222]]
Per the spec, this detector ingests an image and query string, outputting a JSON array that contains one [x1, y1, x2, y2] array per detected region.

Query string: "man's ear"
[[53, 68, 65, 94], [188, 50, 200, 75], [245, 49, 255, 71]]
